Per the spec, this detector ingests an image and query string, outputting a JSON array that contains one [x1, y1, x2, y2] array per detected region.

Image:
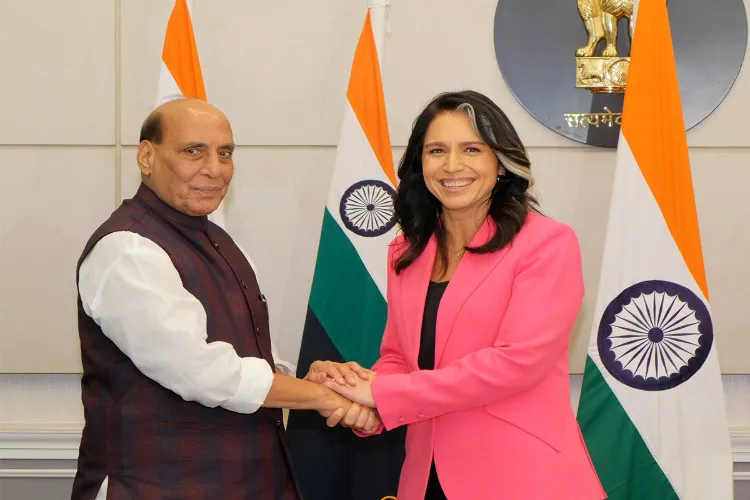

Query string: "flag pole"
[[367, 0, 391, 69]]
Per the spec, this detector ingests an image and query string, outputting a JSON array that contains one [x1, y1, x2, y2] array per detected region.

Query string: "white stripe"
[[325, 102, 396, 297], [587, 135, 733, 499], [155, 62, 184, 106]]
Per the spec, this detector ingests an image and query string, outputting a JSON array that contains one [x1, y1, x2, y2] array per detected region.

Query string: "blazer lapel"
[[401, 237, 437, 368], [434, 219, 511, 367]]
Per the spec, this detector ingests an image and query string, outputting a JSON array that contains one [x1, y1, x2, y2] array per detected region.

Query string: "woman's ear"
[[496, 155, 506, 176]]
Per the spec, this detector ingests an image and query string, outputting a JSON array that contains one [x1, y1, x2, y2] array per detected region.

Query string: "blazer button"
[[398, 417, 406, 423], [418, 414, 425, 419], [212, 241, 220, 250], [240, 281, 248, 289]]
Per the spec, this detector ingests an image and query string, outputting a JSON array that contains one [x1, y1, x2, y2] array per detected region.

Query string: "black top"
[[418, 280, 450, 370], [417, 280, 450, 499]]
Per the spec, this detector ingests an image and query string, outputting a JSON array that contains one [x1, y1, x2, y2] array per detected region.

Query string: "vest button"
[[241, 281, 248, 289], [212, 241, 220, 250]]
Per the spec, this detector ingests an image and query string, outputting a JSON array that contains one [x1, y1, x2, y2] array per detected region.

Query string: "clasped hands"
[[305, 360, 380, 434]]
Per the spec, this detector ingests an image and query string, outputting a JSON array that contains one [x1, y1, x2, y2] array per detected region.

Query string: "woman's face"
[[421, 111, 501, 217]]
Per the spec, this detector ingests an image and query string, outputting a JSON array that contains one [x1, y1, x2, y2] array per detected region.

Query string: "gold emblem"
[[575, 0, 634, 93]]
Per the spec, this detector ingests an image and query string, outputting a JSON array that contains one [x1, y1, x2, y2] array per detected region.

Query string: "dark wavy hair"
[[392, 90, 539, 274]]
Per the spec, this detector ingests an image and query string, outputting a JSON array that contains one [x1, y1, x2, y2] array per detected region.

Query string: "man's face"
[[138, 102, 235, 217]]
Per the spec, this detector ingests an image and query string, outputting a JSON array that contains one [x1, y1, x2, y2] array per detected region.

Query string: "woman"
[[308, 91, 605, 500]]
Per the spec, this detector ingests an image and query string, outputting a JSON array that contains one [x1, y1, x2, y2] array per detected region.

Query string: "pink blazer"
[[366, 212, 605, 500]]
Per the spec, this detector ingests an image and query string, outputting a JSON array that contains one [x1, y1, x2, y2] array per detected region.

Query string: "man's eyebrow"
[[179, 142, 208, 149]]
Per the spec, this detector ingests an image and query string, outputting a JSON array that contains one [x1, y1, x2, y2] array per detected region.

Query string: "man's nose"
[[202, 152, 222, 178]]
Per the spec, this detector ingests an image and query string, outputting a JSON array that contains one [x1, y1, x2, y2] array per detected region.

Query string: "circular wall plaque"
[[494, 1, 747, 147]]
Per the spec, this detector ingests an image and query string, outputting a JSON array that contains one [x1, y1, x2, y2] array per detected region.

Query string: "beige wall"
[[1, 0, 750, 373]]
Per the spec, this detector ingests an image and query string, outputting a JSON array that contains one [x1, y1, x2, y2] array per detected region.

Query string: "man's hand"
[[304, 360, 375, 386], [323, 377, 375, 408]]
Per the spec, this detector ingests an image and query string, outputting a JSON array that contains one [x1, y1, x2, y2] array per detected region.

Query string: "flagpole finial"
[[368, 0, 392, 37]]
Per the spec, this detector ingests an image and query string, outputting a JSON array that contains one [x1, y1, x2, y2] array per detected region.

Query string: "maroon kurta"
[[72, 184, 299, 500]]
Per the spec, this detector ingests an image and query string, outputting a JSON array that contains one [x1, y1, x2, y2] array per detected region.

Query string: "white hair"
[[455, 102, 535, 188]]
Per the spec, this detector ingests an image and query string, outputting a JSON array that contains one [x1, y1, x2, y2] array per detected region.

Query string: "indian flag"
[[576, 1, 734, 499], [155, 0, 225, 228], [285, 3, 406, 499]]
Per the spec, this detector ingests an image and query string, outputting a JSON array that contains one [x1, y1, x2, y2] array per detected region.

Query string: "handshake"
[[303, 360, 381, 435]]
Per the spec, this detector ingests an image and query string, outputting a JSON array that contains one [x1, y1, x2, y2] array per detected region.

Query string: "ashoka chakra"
[[339, 180, 397, 238], [597, 280, 713, 391]]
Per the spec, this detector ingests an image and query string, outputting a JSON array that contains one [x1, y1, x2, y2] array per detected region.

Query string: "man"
[[72, 99, 380, 500]]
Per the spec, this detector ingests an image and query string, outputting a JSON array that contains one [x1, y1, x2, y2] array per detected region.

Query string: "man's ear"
[[137, 141, 155, 176]]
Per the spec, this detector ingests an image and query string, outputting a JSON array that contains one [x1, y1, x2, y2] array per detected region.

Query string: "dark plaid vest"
[[72, 184, 299, 500]]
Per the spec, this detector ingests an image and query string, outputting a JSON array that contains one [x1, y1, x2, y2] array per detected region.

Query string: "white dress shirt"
[[78, 231, 295, 499]]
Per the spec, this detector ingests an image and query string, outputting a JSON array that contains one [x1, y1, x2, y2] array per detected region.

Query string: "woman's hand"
[[340, 403, 381, 434], [305, 360, 375, 386], [318, 391, 381, 433], [323, 377, 376, 408]]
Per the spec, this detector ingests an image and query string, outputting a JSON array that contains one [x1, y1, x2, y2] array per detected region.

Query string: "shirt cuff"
[[221, 357, 274, 414]]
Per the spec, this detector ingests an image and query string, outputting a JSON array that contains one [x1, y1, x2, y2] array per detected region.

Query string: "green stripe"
[[577, 355, 678, 500], [308, 209, 387, 368]]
